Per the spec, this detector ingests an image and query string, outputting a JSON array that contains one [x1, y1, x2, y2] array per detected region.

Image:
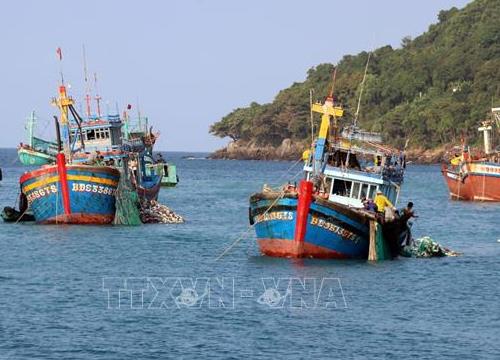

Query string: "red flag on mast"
[[56, 47, 62, 60]]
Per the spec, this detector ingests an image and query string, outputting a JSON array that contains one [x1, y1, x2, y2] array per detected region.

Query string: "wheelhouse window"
[[87, 129, 96, 140], [368, 185, 377, 199], [351, 182, 361, 199], [331, 179, 352, 197], [361, 183, 369, 199], [323, 177, 333, 194]]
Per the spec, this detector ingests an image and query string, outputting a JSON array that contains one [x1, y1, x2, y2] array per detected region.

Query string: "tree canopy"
[[210, 0, 500, 149]]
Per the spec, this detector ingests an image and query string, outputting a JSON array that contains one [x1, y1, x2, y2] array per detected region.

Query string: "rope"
[[272, 157, 304, 186], [215, 191, 286, 262], [215, 166, 305, 261], [14, 206, 29, 225]]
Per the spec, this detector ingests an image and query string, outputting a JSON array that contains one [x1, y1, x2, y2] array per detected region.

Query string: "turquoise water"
[[0, 148, 499, 359]]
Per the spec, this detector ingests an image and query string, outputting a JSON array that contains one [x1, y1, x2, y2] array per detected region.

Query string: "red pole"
[[294, 180, 314, 257], [56, 153, 71, 215]]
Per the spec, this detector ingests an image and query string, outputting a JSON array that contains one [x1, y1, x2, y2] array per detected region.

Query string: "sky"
[[0, 0, 471, 152]]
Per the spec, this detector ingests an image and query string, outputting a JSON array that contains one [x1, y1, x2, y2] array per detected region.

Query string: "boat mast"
[[353, 52, 371, 128], [123, 105, 130, 140], [51, 47, 74, 161], [478, 120, 493, 155], [310, 69, 344, 176], [94, 73, 101, 118], [82, 44, 92, 119], [27, 111, 36, 147]]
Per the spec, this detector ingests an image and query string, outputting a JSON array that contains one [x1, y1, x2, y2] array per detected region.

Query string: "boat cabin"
[[70, 114, 123, 152], [304, 148, 403, 208]]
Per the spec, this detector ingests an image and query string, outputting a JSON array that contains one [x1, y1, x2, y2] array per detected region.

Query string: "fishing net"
[[113, 169, 142, 226], [400, 236, 460, 258], [139, 199, 184, 224]]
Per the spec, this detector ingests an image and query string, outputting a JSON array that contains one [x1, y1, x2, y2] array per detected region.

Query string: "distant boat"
[[160, 163, 179, 187], [17, 111, 58, 165], [441, 107, 500, 201], [131, 152, 162, 200], [18, 145, 56, 166]]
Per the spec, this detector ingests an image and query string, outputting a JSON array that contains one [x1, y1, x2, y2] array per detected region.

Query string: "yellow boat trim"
[[23, 174, 118, 192], [67, 175, 118, 187]]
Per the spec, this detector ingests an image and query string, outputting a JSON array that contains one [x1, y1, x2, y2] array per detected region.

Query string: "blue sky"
[[0, 0, 470, 152]]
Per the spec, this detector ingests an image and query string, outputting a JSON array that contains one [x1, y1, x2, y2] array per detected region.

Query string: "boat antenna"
[[27, 111, 36, 148], [136, 97, 142, 131], [309, 88, 314, 145], [328, 67, 337, 102], [354, 52, 372, 128], [56, 47, 64, 84], [328, 68, 338, 141], [82, 44, 92, 119], [94, 72, 102, 118]]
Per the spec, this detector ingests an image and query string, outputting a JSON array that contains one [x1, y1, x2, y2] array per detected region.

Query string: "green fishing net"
[[113, 169, 142, 226]]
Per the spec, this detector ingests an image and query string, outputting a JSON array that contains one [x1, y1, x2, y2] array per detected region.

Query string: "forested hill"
[[210, 0, 500, 151]]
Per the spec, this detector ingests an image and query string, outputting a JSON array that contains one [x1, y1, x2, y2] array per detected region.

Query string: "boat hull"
[[160, 164, 178, 187], [250, 194, 371, 259], [442, 162, 500, 201], [20, 165, 120, 224], [18, 147, 54, 166], [136, 175, 162, 201]]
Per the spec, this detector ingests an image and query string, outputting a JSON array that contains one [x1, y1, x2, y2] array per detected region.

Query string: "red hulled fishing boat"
[[441, 107, 500, 201]]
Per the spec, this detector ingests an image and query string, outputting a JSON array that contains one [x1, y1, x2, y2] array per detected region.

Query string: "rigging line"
[[272, 157, 304, 187], [68, 105, 86, 149], [354, 52, 372, 128]]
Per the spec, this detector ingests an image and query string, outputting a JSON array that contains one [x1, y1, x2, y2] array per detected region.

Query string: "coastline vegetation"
[[210, 0, 500, 150]]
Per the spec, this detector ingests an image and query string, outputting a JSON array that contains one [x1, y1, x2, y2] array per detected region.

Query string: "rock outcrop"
[[209, 139, 305, 161], [210, 139, 450, 164]]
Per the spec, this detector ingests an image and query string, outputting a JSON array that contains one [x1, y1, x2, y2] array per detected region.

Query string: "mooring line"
[[215, 165, 305, 262], [214, 191, 285, 262]]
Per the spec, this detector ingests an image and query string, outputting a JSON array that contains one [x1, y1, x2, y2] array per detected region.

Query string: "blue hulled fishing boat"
[[20, 163, 119, 224], [20, 77, 121, 224], [249, 72, 410, 259]]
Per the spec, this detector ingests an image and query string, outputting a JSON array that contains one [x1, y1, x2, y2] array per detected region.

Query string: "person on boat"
[[374, 190, 395, 214], [362, 197, 377, 212], [156, 153, 165, 163], [401, 201, 418, 219], [18, 182, 28, 216]]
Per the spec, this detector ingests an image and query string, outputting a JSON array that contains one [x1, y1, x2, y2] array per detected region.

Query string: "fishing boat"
[[20, 82, 120, 224], [249, 74, 411, 260], [20, 162, 120, 224], [441, 107, 500, 201], [17, 111, 58, 165], [160, 163, 179, 187], [16, 62, 164, 204], [131, 152, 162, 200]]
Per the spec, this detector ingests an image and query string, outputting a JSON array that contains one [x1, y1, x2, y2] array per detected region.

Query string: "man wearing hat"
[[374, 190, 395, 214]]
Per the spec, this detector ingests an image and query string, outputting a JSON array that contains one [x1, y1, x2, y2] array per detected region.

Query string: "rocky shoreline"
[[209, 139, 450, 164]]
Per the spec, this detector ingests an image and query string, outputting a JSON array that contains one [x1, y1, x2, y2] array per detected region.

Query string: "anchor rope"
[[215, 191, 286, 262], [215, 161, 305, 262], [14, 205, 30, 225]]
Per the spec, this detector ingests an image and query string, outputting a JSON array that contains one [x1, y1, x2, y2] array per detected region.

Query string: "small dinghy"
[[1, 206, 36, 223]]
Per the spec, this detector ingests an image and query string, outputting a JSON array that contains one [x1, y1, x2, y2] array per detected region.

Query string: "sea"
[[0, 148, 499, 359]]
